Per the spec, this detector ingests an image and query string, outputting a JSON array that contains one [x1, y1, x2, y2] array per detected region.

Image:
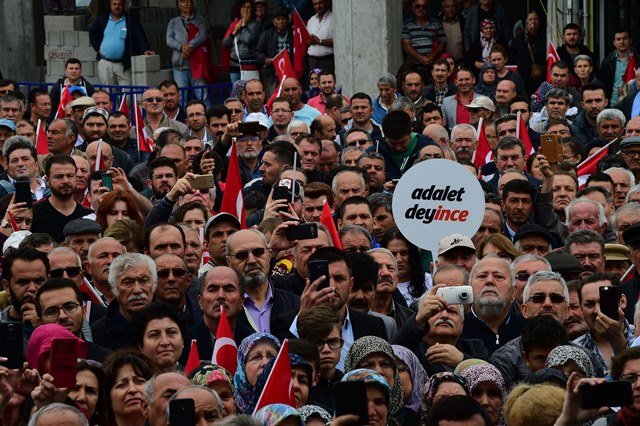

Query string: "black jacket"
[[572, 110, 598, 146], [187, 317, 256, 362], [615, 88, 639, 121], [90, 300, 136, 351], [49, 77, 95, 119], [599, 49, 640, 98], [255, 27, 294, 81], [622, 273, 640, 323], [89, 11, 151, 70], [422, 83, 458, 105], [242, 285, 300, 338], [271, 270, 306, 297], [460, 309, 527, 356]]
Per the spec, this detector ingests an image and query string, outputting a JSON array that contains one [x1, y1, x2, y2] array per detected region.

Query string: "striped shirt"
[[402, 18, 446, 60]]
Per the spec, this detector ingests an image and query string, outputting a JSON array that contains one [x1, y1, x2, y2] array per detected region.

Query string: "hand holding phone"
[[599, 286, 620, 320], [14, 180, 32, 208], [50, 338, 78, 388], [169, 398, 196, 425], [101, 173, 113, 191], [333, 381, 369, 424], [308, 259, 330, 291], [285, 222, 318, 241], [579, 380, 633, 409]]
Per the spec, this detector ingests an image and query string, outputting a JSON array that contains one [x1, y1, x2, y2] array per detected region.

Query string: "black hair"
[[521, 316, 569, 354], [205, 105, 231, 123], [425, 395, 491, 426], [309, 246, 352, 275], [4, 137, 37, 162], [148, 156, 179, 180], [382, 110, 412, 139], [501, 179, 536, 202], [44, 154, 77, 177], [350, 92, 372, 106], [109, 110, 129, 121], [131, 303, 188, 348], [2, 246, 50, 283], [263, 140, 300, 168], [35, 278, 84, 317], [381, 227, 426, 298], [337, 196, 372, 220], [349, 252, 379, 291], [158, 80, 179, 90], [19, 233, 57, 250], [586, 171, 615, 188]]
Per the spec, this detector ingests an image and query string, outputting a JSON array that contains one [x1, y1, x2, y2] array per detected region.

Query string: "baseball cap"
[[0, 118, 17, 132], [438, 234, 475, 256], [513, 224, 553, 244], [68, 86, 87, 96], [604, 243, 630, 261], [244, 112, 269, 130], [82, 106, 109, 124], [620, 136, 640, 150], [63, 218, 102, 238], [3, 230, 31, 253], [465, 95, 496, 112], [70, 96, 96, 109], [204, 213, 241, 238]]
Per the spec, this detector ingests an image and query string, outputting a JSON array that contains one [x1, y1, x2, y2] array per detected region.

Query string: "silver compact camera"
[[436, 285, 474, 305]]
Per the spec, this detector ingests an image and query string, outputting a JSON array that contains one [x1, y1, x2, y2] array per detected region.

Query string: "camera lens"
[[458, 291, 469, 302], [7, 324, 14, 332]]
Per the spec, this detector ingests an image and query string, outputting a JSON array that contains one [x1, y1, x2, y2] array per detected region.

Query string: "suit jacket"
[[188, 317, 256, 361], [442, 92, 477, 130], [242, 285, 300, 338]]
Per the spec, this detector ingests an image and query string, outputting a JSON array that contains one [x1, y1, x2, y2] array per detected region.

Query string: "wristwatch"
[[1, 219, 10, 229]]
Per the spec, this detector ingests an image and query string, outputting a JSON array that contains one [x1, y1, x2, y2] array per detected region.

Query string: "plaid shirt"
[[434, 86, 449, 106], [573, 321, 636, 374]]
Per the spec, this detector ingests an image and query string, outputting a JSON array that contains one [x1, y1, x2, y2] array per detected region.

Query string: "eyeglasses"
[[527, 292, 566, 304], [229, 247, 267, 261], [317, 338, 344, 350], [157, 268, 188, 279], [347, 139, 370, 147], [144, 97, 164, 103], [341, 118, 350, 125], [515, 272, 531, 281], [50, 266, 82, 279], [42, 301, 81, 320], [620, 373, 640, 384], [622, 150, 640, 158]]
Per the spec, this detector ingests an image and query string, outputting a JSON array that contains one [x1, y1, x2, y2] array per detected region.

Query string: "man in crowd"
[[86, 237, 126, 304], [372, 73, 398, 124]]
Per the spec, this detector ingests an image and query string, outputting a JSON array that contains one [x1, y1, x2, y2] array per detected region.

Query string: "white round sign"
[[392, 159, 485, 253]]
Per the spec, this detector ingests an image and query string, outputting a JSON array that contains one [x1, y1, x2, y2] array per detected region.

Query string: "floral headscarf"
[[454, 358, 488, 375], [392, 345, 428, 415], [459, 364, 507, 426], [344, 336, 404, 415], [342, 368, 392, 401], [298, 404, 332, 425], [254, 404, 303, 426], [233, 332, 281, 414], [423, 372, 470, 413], [189, 363, 235, 393], [480, 19, 498, 58], [545, 345, 595, 378]]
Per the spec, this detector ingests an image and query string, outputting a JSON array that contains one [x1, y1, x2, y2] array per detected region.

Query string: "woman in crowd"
[[298, 405, 332, 425], [95, 190, 143, 231], [474, 62, 498, 101], [234, 333, 281, 414], [423, 372, 470, 415], [171, 201, 210, 229], [527, 153, 545, 179], [303, 69, 322, 103], [392, 345, 428, 424], [509, 9, 546, 94], [190, 363, 237, 417], [382, 228, 426, 306], [341, 369, 394, 426], [133, 304, 186, 373], [504, 383, 565, 426], [103, 349, 154, 426], [69, 361, 106, 425], [344, 336, 405, 421], [104, 219, 145, 253], [545, 345, 595, 379], [0, 194, 32, 238], [222, 0, 260, 83], [466, 20, 503, 73], [459, 363, 507, 426], [476, 234, 518, 262], [254, 403, 304, 426]]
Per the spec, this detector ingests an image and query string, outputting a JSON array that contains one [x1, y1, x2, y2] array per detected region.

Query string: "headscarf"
[[298, 404, 332, 425], [253, 354, 313, 412], [254, 404, 303, 426], [474, 62, 498, 100], [454, 359, 488, 375], [392, 345, 428, 415], [189, 363, 235, 393], [233, 332, 281, 414], [524, 368, 569, 387], [480, 19, 498, 58], [342, 368, 392, 401], [344, 336, 404, 415], [230, 79, 246, 100], [459, 364, 507, 426], [545, 345, 595, 378], [26, 323, 85, 373], [423, 372, 470, 413]]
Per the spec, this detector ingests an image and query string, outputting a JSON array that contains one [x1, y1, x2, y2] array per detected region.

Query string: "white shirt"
[[307, 10, 334, 57]]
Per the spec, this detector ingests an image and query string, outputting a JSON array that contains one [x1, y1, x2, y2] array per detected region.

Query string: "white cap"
[[465, 95, 496, 112], [245, 112, 269, 130], [3, 230, 31, 253], [437, 233, 476, 256]]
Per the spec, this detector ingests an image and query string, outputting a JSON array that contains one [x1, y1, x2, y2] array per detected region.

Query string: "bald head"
[[496, 80, 517, 105], [626, 116, 640, 137], [422, 124, 449, 145]]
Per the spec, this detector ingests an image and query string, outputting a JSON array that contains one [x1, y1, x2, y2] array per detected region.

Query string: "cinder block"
[[131, 55, 160, 72], [45, 74, 61, 84], [46, 31, 62, 46], [81, 61, 95, 76], [77, 31, 91, 47], [62, 30, 79, 47], [47, 60, 66, 76], [45, 46, 73, 61], [73, 46, 96, 62], [156, 69, 172, 82], [44, 15, 87, 31]]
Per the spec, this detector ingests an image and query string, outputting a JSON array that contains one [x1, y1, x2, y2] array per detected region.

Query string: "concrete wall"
[[334, 0, 403, 98], [0, 1, 40, 80]]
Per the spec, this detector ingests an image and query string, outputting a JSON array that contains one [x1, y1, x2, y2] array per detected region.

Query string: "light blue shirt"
[[243, 284, 274, 333], [99, 15, 127, 60], [612, 53, 629, 106]]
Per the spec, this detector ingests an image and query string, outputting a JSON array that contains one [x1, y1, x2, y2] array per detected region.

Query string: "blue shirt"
[[100, 15, 127, 60], [612, 52, 629, 105]]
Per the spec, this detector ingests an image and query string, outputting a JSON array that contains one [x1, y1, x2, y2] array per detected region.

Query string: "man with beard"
[[557, 23, 597, 81], [225, 229, 299, 335], [147, 157, 178, 204], [307, 71, 338, 114], [573, 82, 608, 145], [423, 59, 457, 107], [442, 68, 476, 129], [449, 124, 476, 163], [244, 140, 297, 198], [189, 266, 255, 359], [566, 230, 606, 277], [461, 255, 526, 355], [86, 237, 126, 304], [0, 136, 50, 200], [369, 248, 414, 329], [82, 107, 134, 173], [185, 100, 210, 145], [0, 247, 49, 329], [31, 155, 94, 243], [369, 193, 395, 242], [349, 93, 385, 146], [153, 253, 201, 326], [205, 105, 230, 149], [159, 80, 186, 123], [401, 72, 429, 112], [91, 253, 156, 350], [501, 179, 535, 241]]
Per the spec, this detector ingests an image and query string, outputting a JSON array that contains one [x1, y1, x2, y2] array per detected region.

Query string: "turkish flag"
[[577, 140, 615, 177], [220, 141, 247, 228], [516, 112, 534, 155], [118, 95, 129, 118], [273, 49, 295, 83], [624, 54, 637, 84], [473, 118, 492, 172], [7, 211, 19, 232], [55, 85, 73, 119], [252, 339, 296, 414], [134, 97, 155, 154], [35, 119, 50, 155], [212, 307, 238, 376], [94, 139, 106, 171], [80, 277, 106, 308], [320, 201, 342, 249], [185, 339, 201, 376], [293, 8, 310, 78], [546, 42, 560, 82]]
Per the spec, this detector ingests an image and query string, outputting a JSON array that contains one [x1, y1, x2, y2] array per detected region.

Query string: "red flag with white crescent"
[[35, 119, 50, 155], [118, 95, 130, 118], [55, 85, 73, 119], [134, 97, 155, 153], [546, 42, 560, 82], [252, 339, 295, 414], [185, 339, 201, 376], [212, 307, 238, 376], [273, 49, 295, 83], [219, 141, 246, 228], [293, 8, 310, 78]]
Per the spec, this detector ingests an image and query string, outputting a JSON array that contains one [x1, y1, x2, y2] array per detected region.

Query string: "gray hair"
[[432, 264, 469, 285], [339, 224, 372, 243], [28, 403, 89, 426], [48, 246, 82, 267], [272, 134, 295, 144], [378, 72, 397, 88], [514, 238, 552, 253], [390, 96, 415, 113], [2, 135, 33, 158], [605, 167, 636, 188], [612, 201, 640, 235], [626, 184, 640, 203], [108, 253, 157, 296], [565, 197, 607, 227], [511, 254, 551, 272], [596, 108, 627, 127], [367, 247, 398, 271], [470, 254, 514, 287], [341, 146, 364, 164], [522, 271, 569, 304], [165, 385, 223, 423], [545, 88, 570, 104], [332, 170, 366, 195], [287, 120, 310, 134], [574, 54, 593, 66], [145, 371, 188, 404], [368, 192, 392, 215], [87, 237, 126, 265], [451, 123, 477, 141]]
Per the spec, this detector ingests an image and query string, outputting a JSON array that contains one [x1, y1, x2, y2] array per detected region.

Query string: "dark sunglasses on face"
[[50, 267, 82, 278], [515, 272, 531, 281], [229, 247, 267, 261], [341, 118, 350, 124], [144, 97, 164, 103], [347, 139, 370, 147], [528, 293, 566, 304], [157, 268, 188, 279]]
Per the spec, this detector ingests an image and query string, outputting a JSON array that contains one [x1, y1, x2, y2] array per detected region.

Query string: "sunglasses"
[[50, 267, 82, 279], [341, 118, 350, 124], [237, 136, 261, 143], [144, 97, 164, 103], [229, 247, 267, 261], [347, 139, 370, 147], [157, 268, 188, 279], [515, 272, 531, 281], [528, 293, 566, 304]]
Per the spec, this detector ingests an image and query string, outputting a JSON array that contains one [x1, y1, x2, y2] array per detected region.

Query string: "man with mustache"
[[369, 248, 414, 329], [448, 123, 476, 163], [86, 237, 126, 304], [31, 155, 94, 243], [206, 105, 230, 150], [153, 253, 201, 326], [393, 265, 489, 374], [91, 253, 156, 350], [188, 266, 254, 360], [108, 111, 146, 165], [501, 179, 536, 241], [565, 230, 605, 278]]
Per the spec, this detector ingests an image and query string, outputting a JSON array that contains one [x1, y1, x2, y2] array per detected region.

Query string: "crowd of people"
[[2, 0, 640, 425]]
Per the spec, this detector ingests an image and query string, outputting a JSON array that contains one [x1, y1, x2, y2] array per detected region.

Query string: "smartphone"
[[333, 381, 369, 424], [169, 398, 196, 426], [14, 180, 32, 208], [237, 121, 262, 135], [186, 174, 215, 189], [436, 285, 474, 305], [0, 322, 23, 369], [540, 134, 563, 163], [101, 173, 113, 191], [599, 286, 620, 320], [286, 222, 318, 241], [50, 338, 78, 388], [308, 259, 330, 291], [273, 185, 291, 212], [579, 381, 633, 409]]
